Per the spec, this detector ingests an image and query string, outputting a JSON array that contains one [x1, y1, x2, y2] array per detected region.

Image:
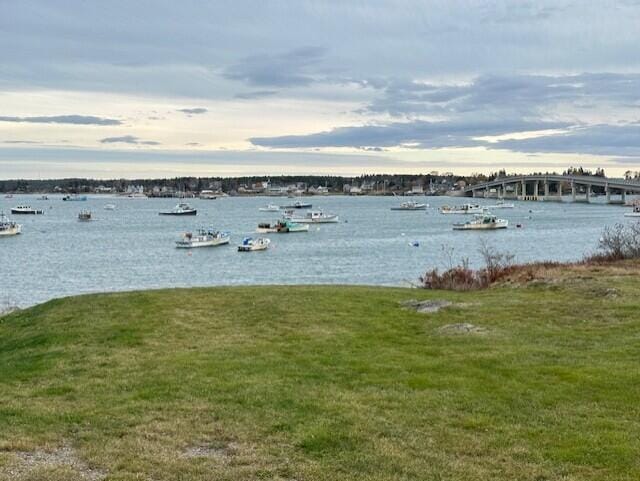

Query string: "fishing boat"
[[199, 190, 218, 199], [256, 219, 309, 233], [237, 237, 270, 252], [280, 201, 312, 209], [103, 203, 116, 210], [440, 203, 485, 214], [159, 203, 197, 216], [453, 214, 508, 230], [0, 212, 21, 236], [284, 210, 339, 223], [11, 205, 44, 215], [176, 228, 230, 248], [63, 194, 88, 201], [390, 201, 428, 211], [78, 210, 92, 221], [259, 204, 280, 212], [486, 201, 515, 209]]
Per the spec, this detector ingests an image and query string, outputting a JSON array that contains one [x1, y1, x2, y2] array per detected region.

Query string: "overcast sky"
[[1, 0, 639, 179]]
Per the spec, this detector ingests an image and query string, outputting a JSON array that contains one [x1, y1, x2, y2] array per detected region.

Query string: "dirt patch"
[[401, 299, 454, 313], [436, 323, 487, 335], [182, 442, 238, 461], [4, 446, 106, 480]]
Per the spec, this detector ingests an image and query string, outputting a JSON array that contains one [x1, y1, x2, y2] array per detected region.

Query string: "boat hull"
[[176, 237, 230, 248], [159, 210, 197, 216], [11, 209, 43, 215], [0, 226, 21, 236], [390, 206, 427, 211], [453, 221, 508, 230]]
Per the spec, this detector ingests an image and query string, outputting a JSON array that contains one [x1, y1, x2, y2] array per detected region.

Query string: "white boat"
[[280, 201, 312, 209], [176, 229, 230, 248], [284, 210, 339, 223], [486, 201, 515, 209], [440, 203, 485, 214], [390, 201, 428, 211], [624, 203, 640, 217], [238, 237, 270, 252], [453, 214, 508, 230], [0, 212, 21, 236], [103, 204, 116, 210], [159, 203, 197, 216], [259, 204, 280, 212], [199, 190, 218, 200], [11, 205, 44, 215], [256, 219, 309, 233], [78, 210, 92, 221]]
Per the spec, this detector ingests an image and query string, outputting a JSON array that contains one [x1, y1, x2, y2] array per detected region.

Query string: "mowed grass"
[[1, 270, 639, 480]]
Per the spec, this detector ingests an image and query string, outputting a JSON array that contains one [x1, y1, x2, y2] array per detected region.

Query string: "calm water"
[[0, 194, 634, 307]]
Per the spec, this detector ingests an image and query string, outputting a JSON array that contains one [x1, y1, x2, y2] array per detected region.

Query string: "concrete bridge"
[[464, 175, 640, 204]]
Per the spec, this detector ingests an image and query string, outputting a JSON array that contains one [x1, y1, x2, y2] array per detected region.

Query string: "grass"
[[1, 265, 639, 480]]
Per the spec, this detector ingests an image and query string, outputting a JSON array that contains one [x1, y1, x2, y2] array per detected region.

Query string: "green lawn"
[[1, 272, 639, 480]]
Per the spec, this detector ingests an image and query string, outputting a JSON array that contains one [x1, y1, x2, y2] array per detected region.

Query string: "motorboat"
[[284, 210, 339, 223], [199, 190, 218, 199], [259, 204, 280, 212], [103, 204, 116, 210], [256, 219, 309, 233], [159, 203, 197, 216], [63, 194, 87, 201], [390, 201, 428, 211], [176, 228, 230, 248], [624, 202, 640, 217], [11, 205, 44, 215], [453, 214, 508, 230], [486, 201, 515, 209], [78, 210, 92, 221], [280, 201, 312, 209], [440, 203, 485, 214], [0, 212, 21, 236], [238, 237, 270, 252]]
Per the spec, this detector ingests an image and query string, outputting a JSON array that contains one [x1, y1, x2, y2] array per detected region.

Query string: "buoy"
[[410, 240, 420, 247], [516, 224, 522, 228]]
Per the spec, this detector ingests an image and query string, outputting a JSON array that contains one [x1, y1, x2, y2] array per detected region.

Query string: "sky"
[[1, 0, 640, 179]]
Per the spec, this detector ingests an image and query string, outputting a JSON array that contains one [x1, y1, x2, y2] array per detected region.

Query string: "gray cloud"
[[100, 135, 160, 145], [234, 90, 278, 100], [177, 107, 207, 114], [224, 46, 326, 87], [2, 140, 42, 144], [250, 119, 570, 150], [0, 115, 121, 125], [494, 124, 640, 156]]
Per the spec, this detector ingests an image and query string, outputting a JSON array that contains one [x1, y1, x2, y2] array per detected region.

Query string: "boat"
[[237, 237, 270, 252], [176, 228, 230, 248], [78, 210, 92, 221], [486, 201, 515, 209], [440, 203, 485, 214], [63, 194, 88, 201], [259, 204, 280, 212], [284, 210, 339, 223], [256, 219, 309, 233], [280, 201, 312, 209], [199, 190, 218, 200], [452, 214, 508, 230], [159, 203, 197, 216], [11, 205, 44, 215], [103, 204, 116, 210], [390, 201, 428, 211], [37, 195, 49, 200], [624, 202, 640, 217], [0, 212, 21, 236], [4, 194, 13, 198]]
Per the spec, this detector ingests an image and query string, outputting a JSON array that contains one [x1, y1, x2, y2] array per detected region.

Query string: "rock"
[[437, 323, 487, 335], [401, 299, 453, 313]]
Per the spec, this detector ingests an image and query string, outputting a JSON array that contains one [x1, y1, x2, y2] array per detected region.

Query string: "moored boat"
[[280, 201, 312, 209], [440, 203, 485, 214], [237, 237, 270, 252], [63, 194, 88, 201], [390, 201, 428, 211], [103, 204, 116, 210], [78, 209, 92, 221], [453, 214, 508, 230], [256, 219, 309, 233], [176, 228, 230, 248], [284, 210, 339, 223], [159, 203, 197, 216], [199, 190, 218, 200], [0, 212, 21, 236], [259, 204, 280, 212], [486, 201, 515, 209], [11, 205, 44, 215], [624, 202, 640, 217]]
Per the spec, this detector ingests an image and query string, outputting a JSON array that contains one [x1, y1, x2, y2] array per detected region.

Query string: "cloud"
[[177, 107, 207, 114], [100, 135, 160, 145], [250, 119, 570, 150], [224, 46, 326, 87], [0, 115, 121, 125], [2, 140, 42, 144], [494, 124, 640, 156], [234, 90, 278, 100]]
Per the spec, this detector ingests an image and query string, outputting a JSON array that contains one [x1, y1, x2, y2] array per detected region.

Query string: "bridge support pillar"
[[571, 182, 576, 201], [544, 181, 549, 198], [521, 180, 526, 199], [606, 185, 610, 203], [533, 181, 539, 199], [622, 190, 627, 204], [585, 185, 591, 202], [557, 182, 563, 200]]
